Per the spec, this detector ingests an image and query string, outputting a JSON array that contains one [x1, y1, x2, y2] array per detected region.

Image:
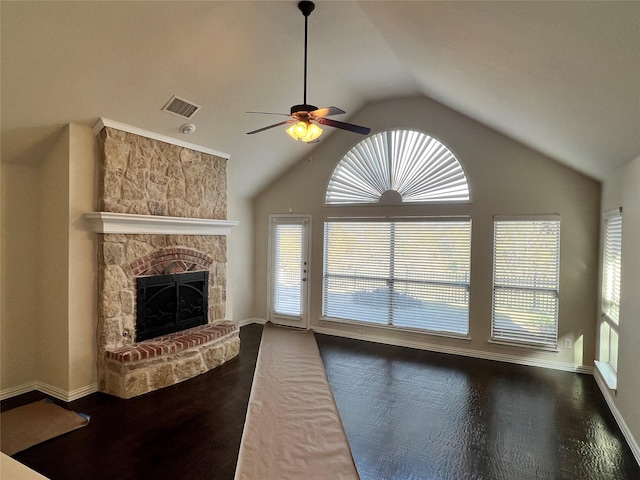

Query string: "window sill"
[[594, 360, 617, 392], [488, 339, 559, 353]]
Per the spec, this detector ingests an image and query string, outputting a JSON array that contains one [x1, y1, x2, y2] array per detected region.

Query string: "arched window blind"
[[325, 129, 469, 205]]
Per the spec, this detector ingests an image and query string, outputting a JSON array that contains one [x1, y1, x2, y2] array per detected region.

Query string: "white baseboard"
[[0, 381, 98, 402], [0, 382, 39, 401], [239, 317, 266, 327], [594, 368, 640, 466], [311, 324, 592, 374]]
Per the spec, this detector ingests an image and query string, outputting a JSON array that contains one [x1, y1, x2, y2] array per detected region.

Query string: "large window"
[[492, 217, 561, 348], [322, 218, 471, 335], [597, 208, 622, 388]]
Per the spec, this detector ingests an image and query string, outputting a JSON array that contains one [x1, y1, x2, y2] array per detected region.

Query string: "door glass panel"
[[273, 223, 303, 317]]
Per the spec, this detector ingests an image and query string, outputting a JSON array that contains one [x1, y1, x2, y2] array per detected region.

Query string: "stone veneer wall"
[[97, 127, 227, 218], [95, 126, 236, 397]]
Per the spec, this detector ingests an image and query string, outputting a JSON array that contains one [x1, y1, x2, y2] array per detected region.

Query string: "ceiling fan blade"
[[246, 111, 291, 116], [247, 120, 294, 135], [311, 106, 346, 118], [316, 117, 371, 135]]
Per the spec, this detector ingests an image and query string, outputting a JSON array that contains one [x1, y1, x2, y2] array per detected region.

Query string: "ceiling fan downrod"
[[292, 1, 316, 115]]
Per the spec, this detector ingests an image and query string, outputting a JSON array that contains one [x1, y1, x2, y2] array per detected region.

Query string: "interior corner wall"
[[1, 163, 40, 393], [226, 161, 255, 322], [253, 95, 601, 370], [600, 155, 640, 452], [68, 123, 98, 392], [38, 127, 71, 392]]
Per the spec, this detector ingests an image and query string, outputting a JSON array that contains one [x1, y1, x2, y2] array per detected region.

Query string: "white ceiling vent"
[[162, 95, 201, 119]]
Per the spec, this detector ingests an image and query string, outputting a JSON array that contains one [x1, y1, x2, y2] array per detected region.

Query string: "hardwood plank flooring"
[[2, 323, 638, 479], [315, 333, 640, 480]]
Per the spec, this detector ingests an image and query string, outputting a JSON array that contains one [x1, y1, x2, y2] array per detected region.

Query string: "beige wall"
[[68, 124, 98, 392], [1, 124, 99, 398], [600, 155, 640, 451], [254, 96, 600, 370], [38, 127, 71, 391], [1, 163, 40, 392], [226, 159, 255, 322]]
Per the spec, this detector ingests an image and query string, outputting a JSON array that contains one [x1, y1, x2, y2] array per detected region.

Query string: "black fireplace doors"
[[136, 271, 208, 342]]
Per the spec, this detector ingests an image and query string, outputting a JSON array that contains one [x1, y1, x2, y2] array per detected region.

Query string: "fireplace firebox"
[[136, 270, 209, 342]]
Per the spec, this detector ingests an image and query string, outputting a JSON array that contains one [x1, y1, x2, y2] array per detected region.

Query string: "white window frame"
[[321, 216, 472, 337], [595, 208, 622, 390], [491, 215, 561, 350]]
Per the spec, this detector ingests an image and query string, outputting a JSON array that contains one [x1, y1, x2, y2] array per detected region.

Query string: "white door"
[[268, 215, 310, 328]]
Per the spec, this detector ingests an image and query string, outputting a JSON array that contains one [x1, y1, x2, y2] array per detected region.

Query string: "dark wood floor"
[[2, 323, 638, 479]]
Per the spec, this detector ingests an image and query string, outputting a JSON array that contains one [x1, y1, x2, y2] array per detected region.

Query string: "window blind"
[[602, 212, 622, 325], [273, 223, 303, 317], [323, 218, 471, 335], [492, 218, 560, 347], [325, 130, 470, 205]]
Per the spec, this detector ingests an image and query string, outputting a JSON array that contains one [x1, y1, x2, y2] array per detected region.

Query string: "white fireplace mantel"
[[83, 212, 239, 235]]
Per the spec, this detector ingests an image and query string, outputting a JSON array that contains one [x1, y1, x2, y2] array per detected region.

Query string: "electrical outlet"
[[564, 338, 573, 349]]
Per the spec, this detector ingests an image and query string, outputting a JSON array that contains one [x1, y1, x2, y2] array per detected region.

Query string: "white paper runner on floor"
[[234, 322, 359, 480]]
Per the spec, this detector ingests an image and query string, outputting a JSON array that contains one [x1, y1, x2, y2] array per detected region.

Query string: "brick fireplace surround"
[[89, 120, 239, 399]]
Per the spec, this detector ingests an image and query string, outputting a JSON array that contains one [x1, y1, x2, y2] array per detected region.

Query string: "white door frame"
[[267, 214, 311, 329]]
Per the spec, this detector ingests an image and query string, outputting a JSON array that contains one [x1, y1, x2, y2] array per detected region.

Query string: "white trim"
[[239, 318, 590, 374], [0, 381, 39, 400], [93, 118, 230, 160], [594, 360, 618, 391], [311, 323, 592, 374], [324, 215, 471, 223], [238, 317, 266, 327], [603, 207, 623, 220], [488, 338, 560, 353], [493, 213, 561, 222], [320, 316, 471, 342], [83, 212, 239, 235], [594, 368, 640, 466], [0, 382, 98, 402]]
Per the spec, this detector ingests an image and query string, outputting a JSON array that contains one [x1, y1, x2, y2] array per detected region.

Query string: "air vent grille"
[[162, 95, 201, 119]]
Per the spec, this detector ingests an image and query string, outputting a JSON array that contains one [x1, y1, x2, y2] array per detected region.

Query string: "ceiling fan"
[[246, 1, 370, 143]]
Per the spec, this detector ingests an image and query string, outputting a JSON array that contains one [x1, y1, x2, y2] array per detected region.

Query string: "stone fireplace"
[[87, 120, 239, 399]]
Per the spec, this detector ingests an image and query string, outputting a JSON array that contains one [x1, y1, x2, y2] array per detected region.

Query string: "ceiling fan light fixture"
[[286, 121, 323, 142], [246, 1, 369, 140]]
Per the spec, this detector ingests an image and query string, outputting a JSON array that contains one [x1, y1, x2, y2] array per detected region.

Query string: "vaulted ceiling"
[[2, 1, 639, 198]]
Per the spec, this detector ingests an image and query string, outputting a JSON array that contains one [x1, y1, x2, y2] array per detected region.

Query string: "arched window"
[[325, 129, 469, 205]]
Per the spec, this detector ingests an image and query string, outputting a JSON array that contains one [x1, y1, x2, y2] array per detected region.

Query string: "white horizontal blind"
[[323, 218, 471, 335], [273, 222, 303, 317], [602, 212, 622, 325], [492, 218, 560, 347]]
